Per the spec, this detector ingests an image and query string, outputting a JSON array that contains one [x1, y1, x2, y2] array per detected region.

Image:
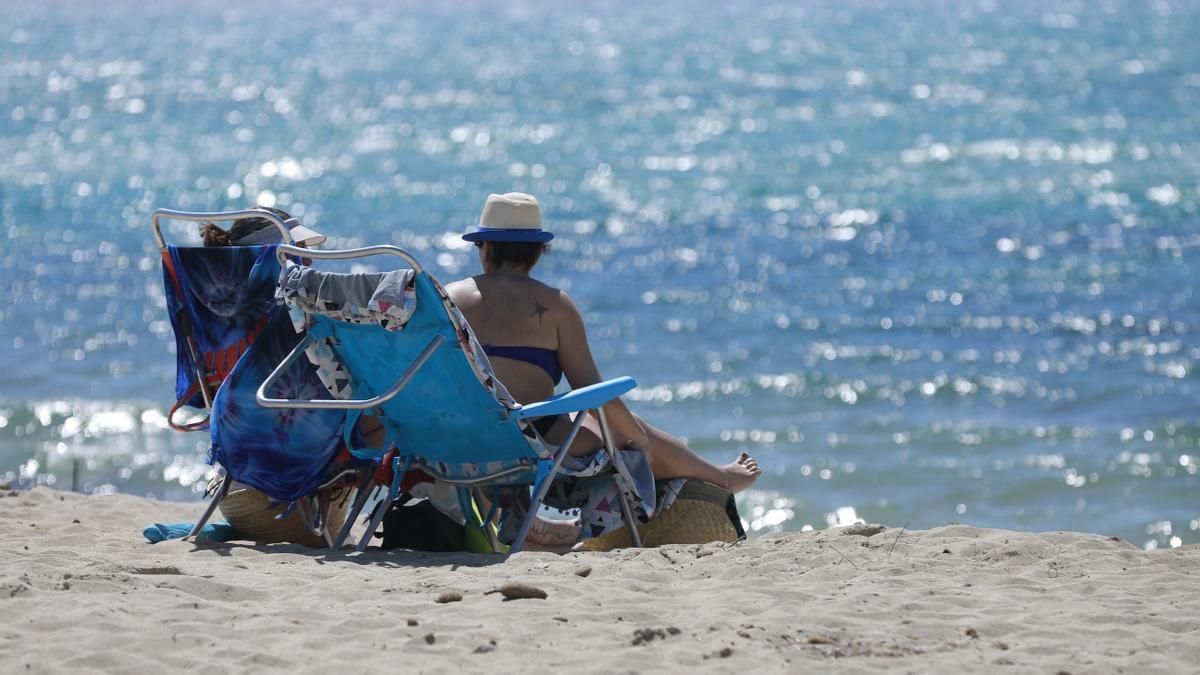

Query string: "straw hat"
[[462, 192, 553, 243], [580, 480, 745, 551], [217, 485, 349, 548]]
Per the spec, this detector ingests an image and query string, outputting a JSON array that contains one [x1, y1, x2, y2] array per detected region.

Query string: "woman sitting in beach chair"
[[443, 193, 761, 543]]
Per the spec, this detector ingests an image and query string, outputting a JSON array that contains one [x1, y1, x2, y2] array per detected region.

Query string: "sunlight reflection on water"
[[1, 1, 1198, 547]]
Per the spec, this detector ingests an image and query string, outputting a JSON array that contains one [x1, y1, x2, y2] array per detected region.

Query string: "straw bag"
[[217, 483, 350, 548], [580, 480, 745, 551]]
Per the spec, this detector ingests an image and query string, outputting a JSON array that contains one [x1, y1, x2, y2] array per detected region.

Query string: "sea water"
[[1, 1, 1197, 549]]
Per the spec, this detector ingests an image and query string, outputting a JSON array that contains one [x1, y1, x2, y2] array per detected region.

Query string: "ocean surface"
[[2, 1, 1197, 549]]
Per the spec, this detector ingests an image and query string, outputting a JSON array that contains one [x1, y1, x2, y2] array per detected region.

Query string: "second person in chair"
[[445, 193, 762, 499]]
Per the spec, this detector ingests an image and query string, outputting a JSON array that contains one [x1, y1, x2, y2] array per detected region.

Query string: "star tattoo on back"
[[531, 298, 549, 324]]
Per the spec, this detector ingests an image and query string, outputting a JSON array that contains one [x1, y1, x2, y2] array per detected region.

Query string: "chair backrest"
[[161, 244, 280, 411], [301, 270, 547, 480], [210, 306, 347, 502]]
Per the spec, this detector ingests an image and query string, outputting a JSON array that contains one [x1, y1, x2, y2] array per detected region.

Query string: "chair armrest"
[[510, 376, 637, 420]]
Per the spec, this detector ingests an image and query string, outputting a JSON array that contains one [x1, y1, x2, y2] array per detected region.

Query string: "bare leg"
[[524, 516, 581, 550], [543, 413, 761, 492], [634, 414, 761, 492]]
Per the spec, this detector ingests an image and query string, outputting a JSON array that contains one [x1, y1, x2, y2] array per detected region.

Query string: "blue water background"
[[1, 1, 1198, 549]]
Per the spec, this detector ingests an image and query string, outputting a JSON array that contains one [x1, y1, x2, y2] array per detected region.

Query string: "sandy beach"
[[2, 487, 1197, 673]]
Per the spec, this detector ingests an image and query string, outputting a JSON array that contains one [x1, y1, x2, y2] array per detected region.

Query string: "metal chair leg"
[[615, 487, 644, 548], [356, 456, 408, 552], [595, 407, 644, 548], [332, 469, 376, 550], [356, 497, 388, 552], [509, 413, 587, 554], [188, 474, 231, 539]]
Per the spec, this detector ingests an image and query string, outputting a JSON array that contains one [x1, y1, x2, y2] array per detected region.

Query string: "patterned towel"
[[162, 244, 281, 412], [209, 308, 347, 502], [489, 446, 660, 543], [276, 261, 416, 331]]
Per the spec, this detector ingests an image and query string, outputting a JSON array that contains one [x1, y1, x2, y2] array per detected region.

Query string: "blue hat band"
[[462, 227, 554, 243]]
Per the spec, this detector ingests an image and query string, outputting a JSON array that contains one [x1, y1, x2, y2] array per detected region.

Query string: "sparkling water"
[[2, 1, 1198, 549]]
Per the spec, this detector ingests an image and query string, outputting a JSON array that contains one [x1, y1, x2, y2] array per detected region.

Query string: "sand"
[[2, 487, 1198, 673]]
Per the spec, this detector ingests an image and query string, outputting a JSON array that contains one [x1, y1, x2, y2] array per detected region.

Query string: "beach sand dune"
[[2, 487, 1197, 673]]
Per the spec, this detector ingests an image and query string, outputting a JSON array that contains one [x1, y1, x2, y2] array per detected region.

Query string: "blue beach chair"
[[152, 208, 295, 431], [153, 209, 364, 542], [256, 244, 648, 553]]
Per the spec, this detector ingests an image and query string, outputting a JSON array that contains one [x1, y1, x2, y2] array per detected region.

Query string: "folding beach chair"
[[152, 208, 295, 431], [256, 244, 648, 554], [152, 209, 364, 542]]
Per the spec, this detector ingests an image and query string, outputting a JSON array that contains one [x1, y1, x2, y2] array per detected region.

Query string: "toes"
[[725, 454, 762, 484]]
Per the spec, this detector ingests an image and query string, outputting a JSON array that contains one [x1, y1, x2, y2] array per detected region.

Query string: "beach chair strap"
[[167, 381, 210, 432]]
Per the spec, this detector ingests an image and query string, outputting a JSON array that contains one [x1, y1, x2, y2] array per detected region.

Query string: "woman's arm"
[[556, 291, 650, 449]]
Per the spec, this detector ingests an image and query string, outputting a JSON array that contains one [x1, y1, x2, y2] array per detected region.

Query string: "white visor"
[[235, 218, 327, 247]]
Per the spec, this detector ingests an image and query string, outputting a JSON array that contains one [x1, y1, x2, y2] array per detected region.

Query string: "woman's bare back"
[[446, 273, 566, 404]]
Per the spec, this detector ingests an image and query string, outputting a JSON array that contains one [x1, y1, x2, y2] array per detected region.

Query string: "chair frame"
[[256, 244, 645, 554]]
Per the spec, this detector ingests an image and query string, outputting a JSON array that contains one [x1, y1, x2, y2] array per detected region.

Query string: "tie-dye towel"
[[209, 308, 348, 502], [162, 244, 281, 415]]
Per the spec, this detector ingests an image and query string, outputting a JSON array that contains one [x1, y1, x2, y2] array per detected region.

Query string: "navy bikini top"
[[482, 344, 562, 385]]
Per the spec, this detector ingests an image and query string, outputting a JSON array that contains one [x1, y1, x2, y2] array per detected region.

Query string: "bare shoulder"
[[550, 288, 586, 331], [444, 276, 481, 306], [524, 279, 576, 315], [552, 286, 581, 315]]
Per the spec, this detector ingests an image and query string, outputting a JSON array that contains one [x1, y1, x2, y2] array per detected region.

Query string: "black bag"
[[377, 495, 466, 552]]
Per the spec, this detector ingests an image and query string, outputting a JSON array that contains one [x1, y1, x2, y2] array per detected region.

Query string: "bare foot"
[[524, 516, 581, 548], [719, 452, 761, 492]]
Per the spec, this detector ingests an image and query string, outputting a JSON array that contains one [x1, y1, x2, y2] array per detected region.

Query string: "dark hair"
[[478, 241, 550, 270], [199, 207, 293, 247]]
